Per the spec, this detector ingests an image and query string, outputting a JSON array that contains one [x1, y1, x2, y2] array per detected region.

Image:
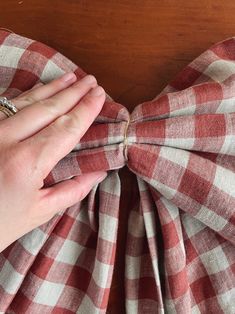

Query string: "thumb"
[[39, 171, 107, 215]]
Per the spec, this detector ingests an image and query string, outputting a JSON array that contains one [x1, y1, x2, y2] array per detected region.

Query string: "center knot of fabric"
[[123, 117, 131, 162]]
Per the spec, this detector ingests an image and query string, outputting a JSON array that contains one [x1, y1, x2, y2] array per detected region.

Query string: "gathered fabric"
[[0, 30, 234, 314]]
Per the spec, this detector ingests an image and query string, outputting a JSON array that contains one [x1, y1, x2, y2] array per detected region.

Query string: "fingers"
[[0, 72, 77, 122], [14, 82, 44, 101], [39, 171, 107, 218], [26, 85, 105, 179], [12, 72, 77, 110], [17, 82, 44, 98], [0, 82, 44, 121], [0, 74, 98, 143]]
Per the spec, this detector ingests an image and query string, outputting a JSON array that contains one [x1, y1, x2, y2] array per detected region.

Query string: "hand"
[[0, 72, 107, 252]]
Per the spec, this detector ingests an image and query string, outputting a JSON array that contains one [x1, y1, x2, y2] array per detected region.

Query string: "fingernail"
[[83, 74, 97, 84], [89, 86, 104, 97], [61, 72, 76, 82], [35, 82, 44, 87], [95, 172, 107, 184], [32, 82, 43, 89]]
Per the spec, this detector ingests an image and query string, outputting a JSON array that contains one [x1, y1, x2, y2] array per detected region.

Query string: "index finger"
[[24, 85, 105, 179]]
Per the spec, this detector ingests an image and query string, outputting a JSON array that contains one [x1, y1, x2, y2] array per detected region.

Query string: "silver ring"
[[0, 96, 18, 114]]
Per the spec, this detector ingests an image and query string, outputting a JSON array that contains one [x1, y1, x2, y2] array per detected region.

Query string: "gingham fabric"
[[0, 30, 234, 314]]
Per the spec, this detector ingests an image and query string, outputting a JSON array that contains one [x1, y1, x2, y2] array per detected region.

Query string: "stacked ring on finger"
[[0, 96, 19, 117]]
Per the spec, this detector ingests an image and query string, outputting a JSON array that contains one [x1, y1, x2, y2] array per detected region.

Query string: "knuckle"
[[82, 94, 96, 106], [39, 98, 60, 117], [21, 94, 37, 104], [53, 114, 80, 135]]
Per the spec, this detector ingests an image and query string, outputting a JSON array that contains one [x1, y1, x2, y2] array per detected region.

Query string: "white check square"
[[34, 280, 64, 306], [0, 260, 23, 294], [40, 60, 64, 83], [0, 46, 24, 68], [204, 60, 235, 82], [55, 239, 83, 265], [214, 165, 235, 197], [19, 228, 47, 255], [99, 213, 118, 243], [200, 246, 230, 275]]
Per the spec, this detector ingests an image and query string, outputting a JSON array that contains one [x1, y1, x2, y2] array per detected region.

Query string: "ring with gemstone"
[[0, 96, 19, 117]]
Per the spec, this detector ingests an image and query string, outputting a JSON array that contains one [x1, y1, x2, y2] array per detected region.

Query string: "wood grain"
[[1, 1, 235, 312]]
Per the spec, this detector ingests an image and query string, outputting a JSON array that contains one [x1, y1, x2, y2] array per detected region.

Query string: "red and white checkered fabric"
[[0, 30, 234, 313]]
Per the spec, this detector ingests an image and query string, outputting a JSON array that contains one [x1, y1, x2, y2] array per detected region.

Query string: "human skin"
[[0, 72, 107, 252]]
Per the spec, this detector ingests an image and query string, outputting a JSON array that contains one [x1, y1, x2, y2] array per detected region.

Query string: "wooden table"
[[1, 1, 235, 312]]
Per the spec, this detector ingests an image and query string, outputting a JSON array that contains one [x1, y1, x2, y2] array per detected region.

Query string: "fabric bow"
[[0, 30, 234, 314]]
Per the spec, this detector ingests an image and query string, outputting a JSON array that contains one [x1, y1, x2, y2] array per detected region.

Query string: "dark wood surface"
[[1, 1, 235, 312]]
